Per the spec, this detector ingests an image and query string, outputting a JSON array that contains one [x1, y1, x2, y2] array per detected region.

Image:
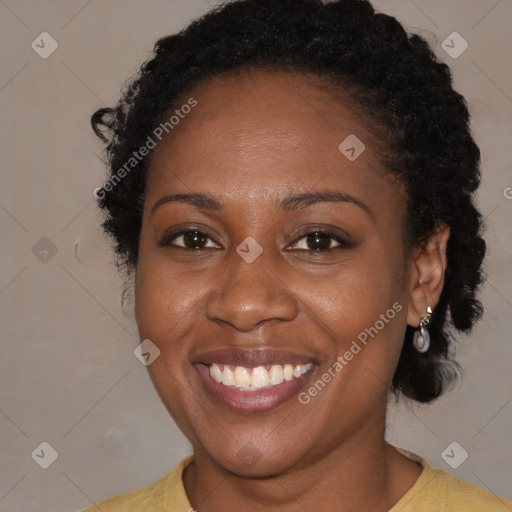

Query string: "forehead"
[[146, 69, 403, 212]]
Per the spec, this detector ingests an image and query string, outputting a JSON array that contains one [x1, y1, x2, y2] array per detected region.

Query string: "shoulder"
[[415, 467, 512, 511], [393, 448, 512, 512], [79, 456, 194, 512]]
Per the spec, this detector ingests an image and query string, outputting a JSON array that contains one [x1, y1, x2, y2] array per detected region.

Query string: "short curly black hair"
[[91, 0, 486, 403]]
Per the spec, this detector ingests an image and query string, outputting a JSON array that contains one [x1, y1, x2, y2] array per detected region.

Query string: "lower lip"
[[196, 364, 313, 413]]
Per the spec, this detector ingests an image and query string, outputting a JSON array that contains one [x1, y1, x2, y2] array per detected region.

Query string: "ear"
[[407, 223, 450, 327]]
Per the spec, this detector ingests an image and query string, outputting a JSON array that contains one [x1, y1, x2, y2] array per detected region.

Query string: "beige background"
[[1, 0, 511, 510]]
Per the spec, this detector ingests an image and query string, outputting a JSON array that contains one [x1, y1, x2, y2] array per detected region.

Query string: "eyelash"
[[159, 228, 353, 254]]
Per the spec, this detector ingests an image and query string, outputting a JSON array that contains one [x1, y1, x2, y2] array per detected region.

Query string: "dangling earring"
[[413, 305, 432, 353]]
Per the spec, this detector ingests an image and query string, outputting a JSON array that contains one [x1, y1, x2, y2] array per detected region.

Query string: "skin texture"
[[134, 69, 450, 511]]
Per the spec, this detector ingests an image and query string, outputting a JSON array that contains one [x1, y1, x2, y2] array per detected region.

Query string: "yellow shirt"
[[81, 450, 512, 511]]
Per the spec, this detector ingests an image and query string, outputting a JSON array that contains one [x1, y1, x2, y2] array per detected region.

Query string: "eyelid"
[[160, 226, 354, 254], [158, 226, 222, 249], [287, 229, 353, 251]]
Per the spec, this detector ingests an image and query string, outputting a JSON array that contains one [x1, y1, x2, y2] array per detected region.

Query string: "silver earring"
[[413, 305, 432, 353]]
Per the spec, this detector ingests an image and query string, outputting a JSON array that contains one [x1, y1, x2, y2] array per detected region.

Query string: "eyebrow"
[[150, 190, 372, 217]]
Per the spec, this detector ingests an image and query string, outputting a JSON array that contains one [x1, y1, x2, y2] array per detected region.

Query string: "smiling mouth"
[[193, 347, 317, 412], [208, 363, 314, 391], [196, 361, 316, 413]]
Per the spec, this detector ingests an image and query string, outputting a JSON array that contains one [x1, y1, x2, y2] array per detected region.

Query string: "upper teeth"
[[209, 363, 313, 391]]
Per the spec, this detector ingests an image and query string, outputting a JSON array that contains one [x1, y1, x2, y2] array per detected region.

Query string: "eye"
[[289, 230, 352, 253], [159, 228, 352, 253], [159, 229, 220, 250]]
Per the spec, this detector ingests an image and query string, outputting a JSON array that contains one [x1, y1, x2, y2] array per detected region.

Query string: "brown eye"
[[304, 232, 333, 251], [160, 229, 219, 250], [182, 230, 208, 248], [290, 230, 352, 252]]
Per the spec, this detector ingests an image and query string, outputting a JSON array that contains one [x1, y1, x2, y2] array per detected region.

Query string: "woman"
[[84, 0, 511, 510]]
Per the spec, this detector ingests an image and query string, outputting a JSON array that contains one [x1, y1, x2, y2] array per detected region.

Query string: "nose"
[[205, 249, 299, 332]]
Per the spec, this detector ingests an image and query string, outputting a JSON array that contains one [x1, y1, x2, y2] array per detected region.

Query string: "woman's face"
[[135, 70, 413, 476]]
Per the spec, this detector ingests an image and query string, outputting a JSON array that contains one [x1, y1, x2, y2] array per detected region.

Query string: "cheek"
[[307, 257, 404, 333], [304, 251, 408, 390], [135, 237, 407, 344], [133, 255, 206, 432], [135, 261, 202, 344], [134, 218, 209, 331]]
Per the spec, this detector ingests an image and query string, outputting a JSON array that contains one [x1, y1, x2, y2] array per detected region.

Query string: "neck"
[[183, 417, 422, 512]]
